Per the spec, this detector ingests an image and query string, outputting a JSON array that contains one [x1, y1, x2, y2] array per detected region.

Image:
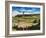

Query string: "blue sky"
[[12, 6, 40, 16]]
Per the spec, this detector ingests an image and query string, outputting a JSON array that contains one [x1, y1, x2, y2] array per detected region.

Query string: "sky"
[[12, 6, 40, 16]]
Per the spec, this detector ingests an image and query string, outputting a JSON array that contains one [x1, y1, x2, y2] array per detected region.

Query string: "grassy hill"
[[12, 14, 40, 31]]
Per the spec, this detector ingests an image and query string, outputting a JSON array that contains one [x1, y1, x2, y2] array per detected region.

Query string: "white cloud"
[[12, 10, 40, 16], [12, 11, 23, 16]]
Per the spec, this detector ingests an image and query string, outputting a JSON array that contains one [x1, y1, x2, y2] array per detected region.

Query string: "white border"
[[9, 4, 43, 34]]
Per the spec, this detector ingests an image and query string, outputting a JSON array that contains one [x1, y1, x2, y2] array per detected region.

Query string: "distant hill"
[[15, 14, 40, 17]]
